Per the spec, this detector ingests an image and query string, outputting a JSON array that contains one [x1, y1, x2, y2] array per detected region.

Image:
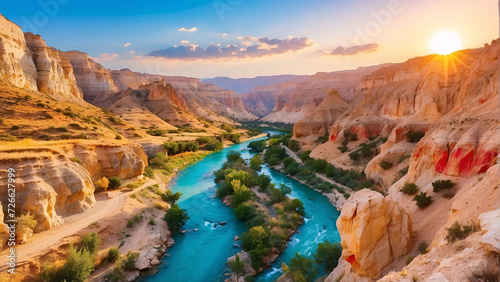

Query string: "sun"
[[429, 30, 463, 55]]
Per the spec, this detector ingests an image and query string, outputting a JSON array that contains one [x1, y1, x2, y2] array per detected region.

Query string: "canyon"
[[0, 8, 498, 282]]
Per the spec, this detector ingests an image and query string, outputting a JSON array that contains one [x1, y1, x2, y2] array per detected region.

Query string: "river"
[[143, 135, 341, 282]]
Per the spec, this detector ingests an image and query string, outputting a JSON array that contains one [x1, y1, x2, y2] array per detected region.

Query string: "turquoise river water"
[[143, 135, 341, 282]]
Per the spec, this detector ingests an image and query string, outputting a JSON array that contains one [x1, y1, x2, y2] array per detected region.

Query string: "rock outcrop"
[[478, 209, 500, 254], [24, 33, 83, 99], [0, 14, 38, 91], [0, 203, 9, 250], [63, 51, 120, 102], [337, 189, 412, 279]]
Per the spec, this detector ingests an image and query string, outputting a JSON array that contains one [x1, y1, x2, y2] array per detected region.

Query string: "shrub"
[[0, 117, 4, 124], [41, 244, 94, 282], [108, 177, 122, 189], [285, 163, 301, 176], [94, 177, 109, 191], [229, 254, 246, 281], [16, 212, 37, 242], [185, 142, 199, 152], [316, 135, 329, 144], [466, 259, 500, 282], [205, 141, 224, 151], [349, 133, 358, 141], [0, 134, 16, 141], [164, 204, 189, 232], [348, 151, 360, 161], [114, 134, 122, 140], [268, 157, 279, 166], [163, 142, 179, 155], [338, 146, 348, 153], [445, 221, 478, 242], [401, 183, 418, 195], [11, 125, 20, 130], [241, 226, 271, 258], [288, 139, 300, 152], [300, 151, 311, 161], [248, 140, 266, 152], [258, 174, 271, 191], [196, 136, 211, 145], [418, 241, 428, 254], [312, 159, 328, 173], [106, 248, 120, 262], [379, 161, 393, 170], [413, 192, 432, 208], [235, 203, 255, 221], [432, 180, 455, 192], [314, 241, 342, 272], [407, 131, 425, 143], [289, 252, 318, 281], [79, 233, 101, 256], [149, 218, 155, 225], [123, 252, 139, 271], [144, 167, 154, 179]]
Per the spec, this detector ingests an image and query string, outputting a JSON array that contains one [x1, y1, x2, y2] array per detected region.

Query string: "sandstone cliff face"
[[261, 65, 388, 123], [139, 80, 188, 110], [337, 189, 412, 279], [111, 69, 257, 121], [63, 51, 120, 102], [0, 14, 38, 91], [0, 143, 147, 238], [24, 33, 83, 99]]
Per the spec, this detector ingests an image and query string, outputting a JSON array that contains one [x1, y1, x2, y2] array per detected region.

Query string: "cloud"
[[178, 27, 197, 32], [94, 53, 119, 61], [123, 42, 131, 47], [329, 43, 380, 56], [180, 40, 190, 45], [148, 36, 313, 60], [217, 33, 228, 37]]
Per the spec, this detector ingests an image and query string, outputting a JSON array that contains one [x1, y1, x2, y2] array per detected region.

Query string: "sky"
[[1, 0, 498, 78]]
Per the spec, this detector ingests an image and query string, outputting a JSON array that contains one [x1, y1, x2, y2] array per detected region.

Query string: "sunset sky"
[[1, 0, 498, 78]]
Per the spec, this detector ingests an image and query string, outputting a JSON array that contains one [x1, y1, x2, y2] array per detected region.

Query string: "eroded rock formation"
[[337, 189, 412, 279]]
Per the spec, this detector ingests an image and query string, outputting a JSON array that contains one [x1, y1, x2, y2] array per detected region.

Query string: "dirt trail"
[[0, 178, 158, 272]]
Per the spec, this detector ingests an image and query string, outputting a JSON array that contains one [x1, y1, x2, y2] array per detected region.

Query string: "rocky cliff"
[[313, 40, 500, 281], [201, 74, 303, 94], [110, 69, 258, 122], [261, 65, 388, 123]]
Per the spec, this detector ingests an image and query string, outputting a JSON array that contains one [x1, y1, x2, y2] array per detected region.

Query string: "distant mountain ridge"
[[201, 75, 305, 94]]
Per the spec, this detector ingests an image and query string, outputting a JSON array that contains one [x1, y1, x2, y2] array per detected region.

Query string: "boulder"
[[337, 189, 412, 279], [150, 258, 160, 266], [125, 270, 140, 282], [135, 250, 151, 271], [478, 209, 500, 253]]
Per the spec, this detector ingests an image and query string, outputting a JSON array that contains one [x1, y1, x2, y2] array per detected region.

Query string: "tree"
[[232, 179, 253, 208], [185, 142, 199, 152], [313, 241, 342, 272], [288, 139, 300, 152], [289, 252, 318, 281], [286, 198, 305, 216], [235, 203, 254, 221], [270, 184, 292, 203], [300, 151, 311, 161], [206, 141, 224, 151], [163, 142, 179, 155], [161, 190, 183, 205], [257, 174, 271, 191], [248, 140, 266, 152], [229, 254, 246, 281], [432, 180, 455, 192], [250, 154, 263, 171], [241, 226, 271, 257], [227, 151, 242, 162], [401, 183, 418, 195], [283, 157, 295, 169], [108, 177, 122, 189], [164, 204, 189, 232], [312, 159, 328, 172]]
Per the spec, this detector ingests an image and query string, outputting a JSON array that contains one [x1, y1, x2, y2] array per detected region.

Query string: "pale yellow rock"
[[478, 209, 500, 253], [336, 189, 412, 279]]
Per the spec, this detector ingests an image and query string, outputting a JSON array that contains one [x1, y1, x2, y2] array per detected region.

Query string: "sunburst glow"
[[429, 30, 463, 55]]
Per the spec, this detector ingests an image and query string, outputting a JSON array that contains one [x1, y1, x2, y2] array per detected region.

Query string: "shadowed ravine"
[[143, 134, 341, 282]]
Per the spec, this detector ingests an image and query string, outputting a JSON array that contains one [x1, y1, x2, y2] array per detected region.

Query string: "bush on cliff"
[[160, 190, 182, 205], [446, 221, 479, 242], [413, 192, 432, 208], [407, 130, 425, 143], [94, 177, 110, 191], [288, 139, 300, 152], [379, 160, 393, 170], [79, 233, 101, 256], [401, 183, 418, 195], [432, 180, 455, 192]]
